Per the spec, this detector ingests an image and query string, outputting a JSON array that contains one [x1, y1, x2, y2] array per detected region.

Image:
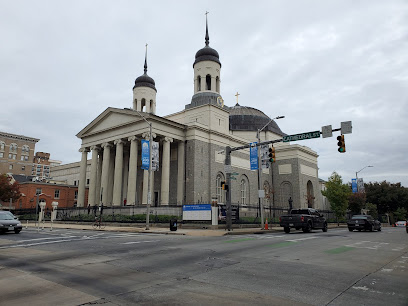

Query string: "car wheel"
[[302, 223, 311, 233], [284, 227, 290, 233], [14, 229, 21, 234], [322, 223, 328, 232], [369, 225, 373, 232], [348, 227, 353, 232], [378, 227, 381, 231]]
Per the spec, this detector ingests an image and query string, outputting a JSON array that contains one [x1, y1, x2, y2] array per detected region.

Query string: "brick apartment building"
[[0, 131, 39, 176]]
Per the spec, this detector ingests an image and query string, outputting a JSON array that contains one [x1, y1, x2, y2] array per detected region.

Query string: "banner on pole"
[[141, 139, 150, 170], [151, 141, 159, 171], [250, 142, 258, 170]]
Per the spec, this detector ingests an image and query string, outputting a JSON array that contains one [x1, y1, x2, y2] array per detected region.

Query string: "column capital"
[[90, 145, 100, 151], [101, 142, 112, 149], [164, 137, 173, 143], [79, 147, 90, 153], [114, 139, 124, 146], [128, 135, 138, 142], [142, 132, 157, 140]]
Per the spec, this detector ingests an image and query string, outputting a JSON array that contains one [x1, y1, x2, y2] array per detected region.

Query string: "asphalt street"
[[0, 226, 407, 306]]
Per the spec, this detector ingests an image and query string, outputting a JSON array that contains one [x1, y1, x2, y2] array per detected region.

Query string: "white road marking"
[[286, 236, 319, 242], [121, 240, 157, 245], [11, 236, 77, 243]]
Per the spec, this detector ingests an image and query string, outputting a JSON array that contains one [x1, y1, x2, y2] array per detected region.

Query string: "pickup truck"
[[279, 208, 328, 233]]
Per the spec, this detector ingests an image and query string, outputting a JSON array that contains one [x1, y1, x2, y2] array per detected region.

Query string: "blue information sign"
[[351, 178, 357, 193], [141, 139, 150, 170], [250, 142, 258, 170]]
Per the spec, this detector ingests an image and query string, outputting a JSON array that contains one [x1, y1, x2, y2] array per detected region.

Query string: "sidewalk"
[[24, 221, 282, 237]]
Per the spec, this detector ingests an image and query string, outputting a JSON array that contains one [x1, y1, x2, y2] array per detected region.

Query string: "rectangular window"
[[25, 156, 29, 161], [36, 188, 42, 195], [22, 166, 25, 171], [74, 190, 78, 199], [74, 180, 77, 186], [54, 190, 60, 199], [21, 156, 25, 161], [12, 154, 16, 160], [86, 179, 90, 185], [0, 152, 3, 158], [9, 153, 12, 158], [9, 164, 13, 170]]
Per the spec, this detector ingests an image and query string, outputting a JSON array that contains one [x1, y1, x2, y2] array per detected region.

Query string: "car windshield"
[[0, 214, 14, 220]]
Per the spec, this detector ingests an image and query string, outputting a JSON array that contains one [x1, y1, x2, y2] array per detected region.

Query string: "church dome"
[[133, 73, 157, 92], [229, 104, 286, 136], [194, 46, 221, 67]]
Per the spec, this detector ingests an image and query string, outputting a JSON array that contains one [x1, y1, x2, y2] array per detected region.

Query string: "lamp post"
[[356, 165, 373, 192], [135, 110, 153, 230], [257, 115, 285, 229]]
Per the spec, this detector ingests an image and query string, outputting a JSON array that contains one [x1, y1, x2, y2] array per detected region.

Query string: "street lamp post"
[[356, 165, 373, 192], [257, 115, 285, 229], [135, 110, 153, 230]]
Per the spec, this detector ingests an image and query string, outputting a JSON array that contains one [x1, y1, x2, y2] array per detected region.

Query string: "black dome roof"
[[133, 73, 157, 92], [194, 46, 221, 67], [229, 104, 286, 136]]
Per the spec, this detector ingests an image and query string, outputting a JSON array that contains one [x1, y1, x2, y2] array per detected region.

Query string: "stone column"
[[177, 141, 185, 205], [160, 137, 173, 205], [96, 151, 103, 205], [137, 99, 142, 112], [127, 136, 138, 205], [146, 100, 151, 113], [77, 147, 89, 207], [211, 76, 216, 92], [100, 142, 112, 205], [88, 146, 100, 206], [113, 139, 124, 206]]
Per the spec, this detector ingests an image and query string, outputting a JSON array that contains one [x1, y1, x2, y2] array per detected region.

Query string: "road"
[[0, 226, 407, 305]]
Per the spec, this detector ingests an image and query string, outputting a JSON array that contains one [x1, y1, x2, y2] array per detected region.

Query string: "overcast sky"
[[1, 0, 407, 187]]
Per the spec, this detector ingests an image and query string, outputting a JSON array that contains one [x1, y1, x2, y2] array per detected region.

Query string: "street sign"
[[341, 121, 352, 134], [321, 125, 333, 138], [230, 177, 237, 180], [231, 172, 239, 175], [224, 165, 232, 173], [283, 131, 321, 143]]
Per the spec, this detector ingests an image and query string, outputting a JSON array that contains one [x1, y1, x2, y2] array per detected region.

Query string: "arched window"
[[9, 143, 17, 153], [197, 76, 201, 91], [216, 173, 225, 204], [216, 76, 220, 93], [206, 74, 211, 90], [240, 177, 249, 205], [280, 181, 293, 208], [0, 141, 5, 151], [22, 145, 30, 154], [141, 98, 146, 112]]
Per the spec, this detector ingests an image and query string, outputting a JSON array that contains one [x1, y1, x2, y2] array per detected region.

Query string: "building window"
[[25, 156, 29, 161], [22, 145, 29, 154], [21, 156, 25, 161], [36, 188, 42, 195], [74, 180, 77, 186], [0, 141, 5, 151], [54, 190, 60, 199], [240, 179, 247, 205], [74, 190, 78, 199], [22, 166, 25, 171], [9, 164, 13, 170], [206, 74, 211, 90], [9, 143, 17, 153], [0, 152, 3, 158], [86, 179, 90, 185]]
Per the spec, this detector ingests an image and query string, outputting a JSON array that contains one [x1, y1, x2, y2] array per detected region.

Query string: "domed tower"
[[189, 14, 223, 109], [133, 46, 157, 114]]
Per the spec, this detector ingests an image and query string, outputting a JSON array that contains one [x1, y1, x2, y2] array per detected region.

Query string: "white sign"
[[258, 190, 265, 198], [224, 165, 232, 173], [321, 125, 333, 138], [341, 121, 352, 134]]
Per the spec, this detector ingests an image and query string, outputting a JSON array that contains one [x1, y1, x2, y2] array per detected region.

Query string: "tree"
[[321, 172, 351, 223], [0, 174, 21, 203], [348, 192, 366, 215], [364, 202, 378, 219], [365, 181, 408, 214], [393, 207, 407, 221]]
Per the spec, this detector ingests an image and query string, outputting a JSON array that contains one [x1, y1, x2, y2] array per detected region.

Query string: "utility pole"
[[225, 146, 232, 231]]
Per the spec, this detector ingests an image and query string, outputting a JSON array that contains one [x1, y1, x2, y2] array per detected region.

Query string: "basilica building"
[[62, 18, 321, 212]]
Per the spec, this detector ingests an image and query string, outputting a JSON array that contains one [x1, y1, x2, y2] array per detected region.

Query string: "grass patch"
[[268, 241, 297, 248]]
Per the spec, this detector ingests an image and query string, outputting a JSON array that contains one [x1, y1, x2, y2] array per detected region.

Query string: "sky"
[[1, 0, 407, 187]]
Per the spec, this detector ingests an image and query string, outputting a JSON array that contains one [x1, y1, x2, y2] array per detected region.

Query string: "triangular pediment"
[[77, 108, 142, 138]]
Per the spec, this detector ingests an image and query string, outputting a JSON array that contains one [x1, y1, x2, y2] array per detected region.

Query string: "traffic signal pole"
[[224, 138, 283, 231]]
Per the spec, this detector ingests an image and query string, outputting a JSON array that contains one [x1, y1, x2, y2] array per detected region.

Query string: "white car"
[[395, 221, 407, 227]]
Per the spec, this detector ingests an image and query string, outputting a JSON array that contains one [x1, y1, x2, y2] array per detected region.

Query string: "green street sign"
[[283, 131, 321, 143], [230, 177, 237, 180], [231, 172, 239, 175]]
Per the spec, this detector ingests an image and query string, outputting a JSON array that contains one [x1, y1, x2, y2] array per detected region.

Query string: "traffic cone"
[[265, 218, 269, 230]]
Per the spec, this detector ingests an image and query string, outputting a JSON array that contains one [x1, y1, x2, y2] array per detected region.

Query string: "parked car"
[[347, 215, 381, 232], [394, 221, 407, 227], [0, 211, 22, 234], [406, 221, 408, 233]]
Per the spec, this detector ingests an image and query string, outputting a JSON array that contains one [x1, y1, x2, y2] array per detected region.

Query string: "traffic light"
[[337, 135, 346, 153], [268, 146, 276, 163], [221, 181, 228, 191]]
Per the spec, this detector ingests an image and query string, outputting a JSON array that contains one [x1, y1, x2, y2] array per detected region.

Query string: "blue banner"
[[250, 142, 258, 170], [351, 178, 357, 193], [141, 139, 150, 170]]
